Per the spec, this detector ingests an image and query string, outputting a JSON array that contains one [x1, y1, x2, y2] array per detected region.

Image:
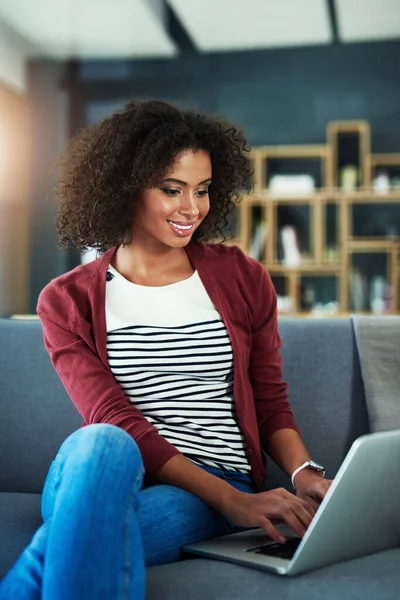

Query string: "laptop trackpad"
[[246, 537, 302, 560]]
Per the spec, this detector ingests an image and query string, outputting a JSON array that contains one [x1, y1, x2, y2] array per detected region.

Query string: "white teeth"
[[168, 221, 193, 230]]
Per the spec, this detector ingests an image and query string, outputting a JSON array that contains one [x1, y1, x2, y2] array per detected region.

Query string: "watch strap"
[[291, 460, 325, 490], [291, 461, 311, 489]]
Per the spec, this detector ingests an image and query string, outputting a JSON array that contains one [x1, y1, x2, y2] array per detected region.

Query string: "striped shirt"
[[105, 265, 250, 473]]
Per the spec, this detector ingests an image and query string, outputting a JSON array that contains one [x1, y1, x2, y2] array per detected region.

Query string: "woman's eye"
[[161, 188, 209, 197], [162, 188, 180, 196]]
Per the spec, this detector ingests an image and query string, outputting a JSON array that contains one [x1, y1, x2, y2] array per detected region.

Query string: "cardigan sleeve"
[[37, 282, 181, 477], [248, 264, 300, 449]]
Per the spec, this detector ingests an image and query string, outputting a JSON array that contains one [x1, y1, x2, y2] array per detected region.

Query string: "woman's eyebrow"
[[160, 177, 212, 186]]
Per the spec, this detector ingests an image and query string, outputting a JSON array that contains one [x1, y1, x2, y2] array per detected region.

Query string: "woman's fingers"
[[271, 490, 315, 537], [298, 497, 316, 519], [285, 508, 311, 538], [301, 495, 320, 512], [258, 517, 286, 544]]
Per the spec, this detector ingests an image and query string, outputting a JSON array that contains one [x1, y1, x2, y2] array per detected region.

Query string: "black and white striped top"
[[105, 265, 250, 473]]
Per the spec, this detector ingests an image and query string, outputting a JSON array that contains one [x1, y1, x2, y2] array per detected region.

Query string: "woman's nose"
[[179, 193, 200, 217]]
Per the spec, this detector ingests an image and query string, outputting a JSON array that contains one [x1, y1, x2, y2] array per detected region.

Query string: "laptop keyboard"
[[246, 537, 302, 560]]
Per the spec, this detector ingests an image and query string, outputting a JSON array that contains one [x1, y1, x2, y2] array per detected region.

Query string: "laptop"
[[183, 430, 400, 576]]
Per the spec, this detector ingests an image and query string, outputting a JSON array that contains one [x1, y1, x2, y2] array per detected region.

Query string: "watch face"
[[309, 460, 325, 472]]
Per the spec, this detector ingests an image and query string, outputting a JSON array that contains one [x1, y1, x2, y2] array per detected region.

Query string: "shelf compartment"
[[367, 153, 400, 194], [322, 201, 340, 264], [350, 202, 400, 240], [299, 275, 340, 314], [366, 153, 400, 192], [348, 250, 394, 313], [327, 120, 370, 189], [251, 145, 333, 193], [274, 202, 313, 266]]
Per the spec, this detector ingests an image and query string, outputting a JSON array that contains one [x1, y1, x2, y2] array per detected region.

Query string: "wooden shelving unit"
[[225, 120, 400, 317]]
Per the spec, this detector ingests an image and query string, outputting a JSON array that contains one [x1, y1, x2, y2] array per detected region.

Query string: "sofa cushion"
[[266, 318, 369, 490], [0, 319, 82, 493], [146, 551, 400, 600], [0, 492, 42, 579]]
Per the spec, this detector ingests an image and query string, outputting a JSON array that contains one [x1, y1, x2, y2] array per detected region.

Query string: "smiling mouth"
[[167, 220, 196, 236]]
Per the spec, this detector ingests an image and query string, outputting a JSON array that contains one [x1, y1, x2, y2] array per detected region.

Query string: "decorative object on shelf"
[[280, 226, 301, 267], [311, 301, 340, 317], [372, 170, 390, 194], [369, 276, 387, 314], [349, 268, 368, 312], [249, 220, 268, 261], [340, 165, 358, 192], [323, 246, 339, 264], [277, 295, 294, 315], [268, 174, 315, 197], [301, 285, 316, 312]]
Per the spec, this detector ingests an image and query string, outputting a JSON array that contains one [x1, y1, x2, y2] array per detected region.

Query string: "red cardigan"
[[37, 242, 298, 491]]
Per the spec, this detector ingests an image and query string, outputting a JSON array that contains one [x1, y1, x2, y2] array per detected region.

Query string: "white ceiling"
[[336, 0, 400, 42], [167, 0, 332, 52], [0, 0, 399, 61], [0, 0, 177, 59]]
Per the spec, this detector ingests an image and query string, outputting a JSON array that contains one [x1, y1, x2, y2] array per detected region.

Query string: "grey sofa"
[[1, 316, 399, 600]]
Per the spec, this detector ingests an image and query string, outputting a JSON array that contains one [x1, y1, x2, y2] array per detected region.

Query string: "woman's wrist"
[[293, 467, 324, 490]]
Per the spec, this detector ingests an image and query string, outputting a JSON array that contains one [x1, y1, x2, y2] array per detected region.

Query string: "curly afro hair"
[[55, 99, 253, 253]]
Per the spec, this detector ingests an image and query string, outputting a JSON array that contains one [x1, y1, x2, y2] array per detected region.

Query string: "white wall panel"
[[167, 0, 332, 52], [336, 0, 400, 42]]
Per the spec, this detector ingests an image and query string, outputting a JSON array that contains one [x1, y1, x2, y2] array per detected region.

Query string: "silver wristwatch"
[[291, 460, 325, 490]]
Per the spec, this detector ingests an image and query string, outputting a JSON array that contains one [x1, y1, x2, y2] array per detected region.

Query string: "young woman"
[[0, 99, 331, 600]]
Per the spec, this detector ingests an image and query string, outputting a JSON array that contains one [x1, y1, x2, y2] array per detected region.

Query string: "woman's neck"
[[111, 242, 193, 286]]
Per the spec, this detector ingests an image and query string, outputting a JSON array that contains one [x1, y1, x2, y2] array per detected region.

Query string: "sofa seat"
[[147, 549, 400, 600], [0, 492, 42, 579], [1, 491, 399, 600]]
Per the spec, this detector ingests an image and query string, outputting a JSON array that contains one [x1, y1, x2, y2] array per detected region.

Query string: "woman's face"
[[130, 149, 212, 249]]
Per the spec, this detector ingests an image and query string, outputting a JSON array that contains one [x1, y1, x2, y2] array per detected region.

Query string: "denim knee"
[[56, 424, 143, 472], [42, 425, 144, 522]]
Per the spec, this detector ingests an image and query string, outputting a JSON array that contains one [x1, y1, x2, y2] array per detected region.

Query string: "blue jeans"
[[0, 424, 254, 600]]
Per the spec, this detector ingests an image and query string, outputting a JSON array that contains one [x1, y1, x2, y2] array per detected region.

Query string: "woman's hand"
[[294, 470, 333, 511], [221, 487, 316, 543]]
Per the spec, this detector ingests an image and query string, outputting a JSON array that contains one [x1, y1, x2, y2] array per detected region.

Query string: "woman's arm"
[[157, 453, 315, 543], [264, 428, 311, 477], [37, 282, 181, 477]]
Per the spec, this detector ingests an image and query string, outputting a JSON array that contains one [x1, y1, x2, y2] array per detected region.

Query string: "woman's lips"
[[167, 220, 195, 237]]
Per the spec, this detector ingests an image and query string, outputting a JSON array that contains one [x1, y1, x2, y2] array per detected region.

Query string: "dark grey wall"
[[28, 40, 400, 311], [77, 40, 400, 149]]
